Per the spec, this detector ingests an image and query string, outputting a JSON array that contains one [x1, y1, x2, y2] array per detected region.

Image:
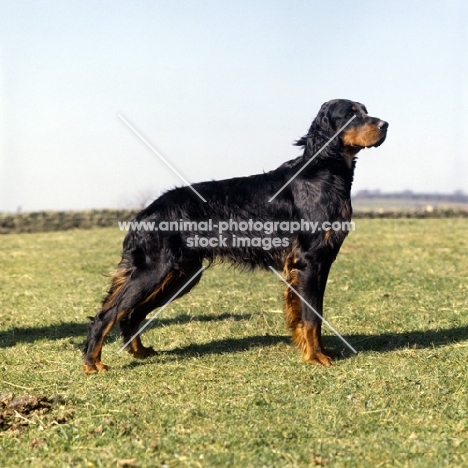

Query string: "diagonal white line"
[[117, 265, 207, 354], [268, 115, 356, 202], [268, 266, 357, 353], [118, 114, 207, 202]]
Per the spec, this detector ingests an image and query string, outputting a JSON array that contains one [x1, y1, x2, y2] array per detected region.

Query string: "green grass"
[[1, 219, 467, 467]]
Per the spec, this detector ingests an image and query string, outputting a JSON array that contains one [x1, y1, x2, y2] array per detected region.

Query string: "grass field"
[[1, 219, 468, 467]]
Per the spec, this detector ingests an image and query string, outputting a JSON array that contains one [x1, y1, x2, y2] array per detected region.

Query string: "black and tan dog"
[[83, 99, 388, 373]]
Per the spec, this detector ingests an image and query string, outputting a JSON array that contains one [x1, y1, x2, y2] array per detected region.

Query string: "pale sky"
[[0, 0, 467, 212]]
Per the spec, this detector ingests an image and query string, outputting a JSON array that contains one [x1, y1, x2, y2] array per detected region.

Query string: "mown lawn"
[[0, 219, 467, 467]]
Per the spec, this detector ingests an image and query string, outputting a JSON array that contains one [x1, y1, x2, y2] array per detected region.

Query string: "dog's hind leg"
[[119, 306, 158, 359], [119, 261, 204, 359], [82, 306, 128, 374], [83, 263, 179, 374]]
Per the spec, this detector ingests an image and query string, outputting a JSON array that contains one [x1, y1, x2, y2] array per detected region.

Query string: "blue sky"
[[0, 0, 466, 212]]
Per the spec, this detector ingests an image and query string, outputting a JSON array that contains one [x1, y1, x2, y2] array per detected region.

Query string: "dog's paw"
[[303, 351, 334, 366], [129, 345, 157, 359], [83, 361, 110, 374]]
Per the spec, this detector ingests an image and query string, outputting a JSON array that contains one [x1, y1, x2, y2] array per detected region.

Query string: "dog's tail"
[[101, 263, 131, 310], [103, 234, 156, 301]]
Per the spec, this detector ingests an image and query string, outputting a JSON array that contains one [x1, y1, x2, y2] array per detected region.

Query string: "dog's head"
[[296, 99, 388, 164], [331, 99, 388, 149]]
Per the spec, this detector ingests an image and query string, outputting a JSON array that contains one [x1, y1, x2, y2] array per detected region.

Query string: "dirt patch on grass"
[[0, 393, 71, 433]]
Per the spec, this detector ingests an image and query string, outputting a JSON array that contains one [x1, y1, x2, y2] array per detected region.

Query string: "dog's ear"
[[316, 108, 332, 130], [316, 103, 336, 132], [293, 102, 334, 148], [310, 105, 333, 135]]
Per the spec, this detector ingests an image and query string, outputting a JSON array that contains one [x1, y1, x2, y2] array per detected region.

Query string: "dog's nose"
[[378, 120, 389, 130]]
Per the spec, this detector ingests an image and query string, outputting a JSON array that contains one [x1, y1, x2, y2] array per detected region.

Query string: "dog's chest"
[[321, 199, 353, 249]]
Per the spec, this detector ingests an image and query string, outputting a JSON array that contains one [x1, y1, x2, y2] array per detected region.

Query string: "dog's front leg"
[[294, 258, 337, 366]]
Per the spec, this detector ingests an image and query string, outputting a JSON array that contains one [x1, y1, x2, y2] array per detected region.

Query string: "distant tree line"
[[0, 207, 467, 235], [354, 190, 468, 203]]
